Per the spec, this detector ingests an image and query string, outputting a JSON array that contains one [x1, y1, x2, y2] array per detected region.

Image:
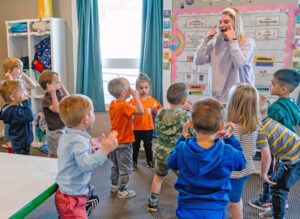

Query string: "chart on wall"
[[164, 4, 295, 104]]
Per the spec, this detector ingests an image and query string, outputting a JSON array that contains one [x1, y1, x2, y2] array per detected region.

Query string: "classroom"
[[0, 0, 299, 218]]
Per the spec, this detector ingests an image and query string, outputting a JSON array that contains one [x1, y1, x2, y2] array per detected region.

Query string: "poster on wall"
[[185, 31, 206, 48]]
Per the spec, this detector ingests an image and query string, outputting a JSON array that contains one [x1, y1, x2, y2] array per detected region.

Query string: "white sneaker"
[[110, 185, 118, 193], [259, 210, 272, 219], [117, 189, 136, 199]]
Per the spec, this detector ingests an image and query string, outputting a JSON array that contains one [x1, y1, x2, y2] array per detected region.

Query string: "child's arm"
[[4, 72, 13, 81], [46, 83, 60, 113], [131, 88, 144, 115], [12, 97, 34, 123], [167, 144, 180, 171], [260, 146, 277, 186], [74, 131, 118, 172], [21, 72, 36, 89], [59, 82, 70, 96]]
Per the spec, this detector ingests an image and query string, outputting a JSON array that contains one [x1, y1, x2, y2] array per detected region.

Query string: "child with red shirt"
[[129, 73, 162, 170], [108, 77, 144, 198]]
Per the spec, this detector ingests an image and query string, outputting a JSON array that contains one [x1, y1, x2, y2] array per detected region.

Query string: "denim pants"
[[271, 160, 300, 219], [261, 158, 274, 201], [109, 143, 133, 191]]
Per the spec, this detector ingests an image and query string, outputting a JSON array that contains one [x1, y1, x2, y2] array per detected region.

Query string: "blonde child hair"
[[0, 80, 23, 102], [3, 58, 23, 73], [227, 83, 261, 134], [59, 94, 93, 128], [107, 77, 128, 98], [38, 71, 59, 90]]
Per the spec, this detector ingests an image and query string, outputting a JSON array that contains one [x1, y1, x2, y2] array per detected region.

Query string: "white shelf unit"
[[6, 18, 66, 146]]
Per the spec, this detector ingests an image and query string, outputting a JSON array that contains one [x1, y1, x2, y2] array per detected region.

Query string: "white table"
[[0, 152, 57, 219]]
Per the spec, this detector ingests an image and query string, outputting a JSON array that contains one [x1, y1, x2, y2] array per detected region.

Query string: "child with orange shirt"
[[129, 73, 162, 170], [107, 77, 144, 198]]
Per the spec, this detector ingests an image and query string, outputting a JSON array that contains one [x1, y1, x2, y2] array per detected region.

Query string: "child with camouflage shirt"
[[148, 83, 191, 212]]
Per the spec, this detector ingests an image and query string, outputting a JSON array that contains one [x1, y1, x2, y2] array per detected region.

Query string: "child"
[[226, 83, 261, 219], [55, 94, 118, 218], [147, 82, 190, 212], [167, 98, 246, 219], [39, 71, 69, 158], [129, 73, 162, 170], [107, 77, 144, 198], [2, 58, 36, 150], [255, 95, 300, 219], [249, 69, 300, 211], [0, 80, 34, 155]]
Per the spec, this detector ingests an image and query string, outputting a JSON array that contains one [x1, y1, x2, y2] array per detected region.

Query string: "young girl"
[[129, 73, 162, 170], [226, 83, 261, 219]]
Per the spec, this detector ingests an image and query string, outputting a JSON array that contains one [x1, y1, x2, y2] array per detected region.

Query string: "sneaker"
[[267, 200, 289, 209], [249, 199, 271, 211], [110, 185, 118, 193], [147, 162, 154, 170], [117, 189, 136, 199], [132, 162, 138, 171], [259, 210, 272, 219], [85, 194, 99, 216], [148, 198, 158, 213]]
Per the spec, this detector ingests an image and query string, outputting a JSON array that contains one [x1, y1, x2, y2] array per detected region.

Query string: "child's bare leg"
[[229, 199, 243, 219], [151, 174, 165, 194]]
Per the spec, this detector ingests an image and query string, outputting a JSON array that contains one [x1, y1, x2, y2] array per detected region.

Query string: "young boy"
[[129, 73, 162, 170], [0, 80, 34, 155], [39, 71, 69, 158], [107, 77, 144, 198], [55, 94, 118, 218], [2, 58, 36, 150], [147, 82, 191, 212], [167, 98, 246, 219], [255, 95, 300, 219], [249, 69, 300, 211]]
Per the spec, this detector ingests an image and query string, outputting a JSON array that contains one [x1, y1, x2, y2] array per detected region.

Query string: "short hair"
[[259, 95, 270, 118], [192, 98, 224, 134], [59, 94, 93, 128], [39, 71, 59, 90], [227, 83, 261, 134], [0, 80, 23, 102], [136, 72, 151, 86], [3, 58, 23, 72], [166, 83, 188, 105], [107, 77, 128, 98], [273, 69, 300, 92]]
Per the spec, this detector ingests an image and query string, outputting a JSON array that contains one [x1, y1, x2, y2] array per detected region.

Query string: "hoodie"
[[0, 100, 34, 150], [267, 98, 300, 133], [167, 134, 246, 210]]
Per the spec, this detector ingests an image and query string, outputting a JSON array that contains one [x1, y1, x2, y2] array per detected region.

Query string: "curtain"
[[140, 0, 163, 104], [76, 0, 105, 111]]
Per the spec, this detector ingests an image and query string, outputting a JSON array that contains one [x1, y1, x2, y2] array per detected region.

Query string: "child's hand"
[[183, 120, 192, 138], [261, 174, 277, 186], [21, 93, 28, 102], [46, 83, 56, 94], [130, 88, 138, 98], [215, 122, 235, 139], [90, 134, 105, 153], [100, 131, 118, 155], [4, 72, 13, 81], [206, 24, 217, 40], [152, 105, 158, 114], [222, 23, 236, 41]]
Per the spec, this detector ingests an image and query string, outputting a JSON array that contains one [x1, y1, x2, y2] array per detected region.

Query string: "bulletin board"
[[163, 4, 295, 104]]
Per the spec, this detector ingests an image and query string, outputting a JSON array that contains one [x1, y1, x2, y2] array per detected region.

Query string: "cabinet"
[[5, 18, 66, 146]]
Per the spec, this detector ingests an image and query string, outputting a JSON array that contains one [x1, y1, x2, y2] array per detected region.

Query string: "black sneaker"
[[132, 162, 138, 171], [86, 194, 99, 216], [147, 162, 154, 170], [148, 198, 158, 212]]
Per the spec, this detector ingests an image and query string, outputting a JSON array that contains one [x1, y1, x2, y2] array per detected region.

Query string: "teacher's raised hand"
[[206, 24, 218, 40]]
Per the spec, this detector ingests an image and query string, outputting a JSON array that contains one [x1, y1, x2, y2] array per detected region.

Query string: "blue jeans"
[[271, 160, 300, 219], [261, 156, 274, 202], [109, 143, 133, 191]]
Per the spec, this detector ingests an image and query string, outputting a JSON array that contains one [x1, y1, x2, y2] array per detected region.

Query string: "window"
[[98, 0, 142, 104]]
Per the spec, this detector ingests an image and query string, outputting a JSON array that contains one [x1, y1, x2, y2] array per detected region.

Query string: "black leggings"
[[132, 130, 153, 164]]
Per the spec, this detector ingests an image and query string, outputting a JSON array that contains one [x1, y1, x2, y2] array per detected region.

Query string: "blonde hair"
[[59, 94, 93, 128], [226, 83, 261, 134], [107, 77, 128, 98], [259, 95, 270, 119], [0, 80, 23, 103], [136, 72, 151, 86], [39, 71, 59, 90], [3, 58, 23, 72]]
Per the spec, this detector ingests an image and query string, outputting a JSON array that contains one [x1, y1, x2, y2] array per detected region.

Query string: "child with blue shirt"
[[0, 80, 34, 155], [167, 98, 246, 219], [55, 95, 118, 218]]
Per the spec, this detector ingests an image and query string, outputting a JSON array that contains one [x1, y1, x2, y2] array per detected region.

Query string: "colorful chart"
[[182, 100, 192, 111], [175, 29, 185, 56]]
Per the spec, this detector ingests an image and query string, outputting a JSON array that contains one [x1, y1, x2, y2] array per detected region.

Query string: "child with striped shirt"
[[226, 83, 261, 219]]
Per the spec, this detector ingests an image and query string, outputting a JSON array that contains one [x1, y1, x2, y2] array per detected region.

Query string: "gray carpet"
[[25, 153, 300, 219]]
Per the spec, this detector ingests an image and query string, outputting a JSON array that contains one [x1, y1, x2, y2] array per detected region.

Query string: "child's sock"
[[150, 193, 159, 202]]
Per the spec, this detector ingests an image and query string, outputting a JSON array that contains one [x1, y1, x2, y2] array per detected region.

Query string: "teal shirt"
[[268, 98, 300, 133]]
